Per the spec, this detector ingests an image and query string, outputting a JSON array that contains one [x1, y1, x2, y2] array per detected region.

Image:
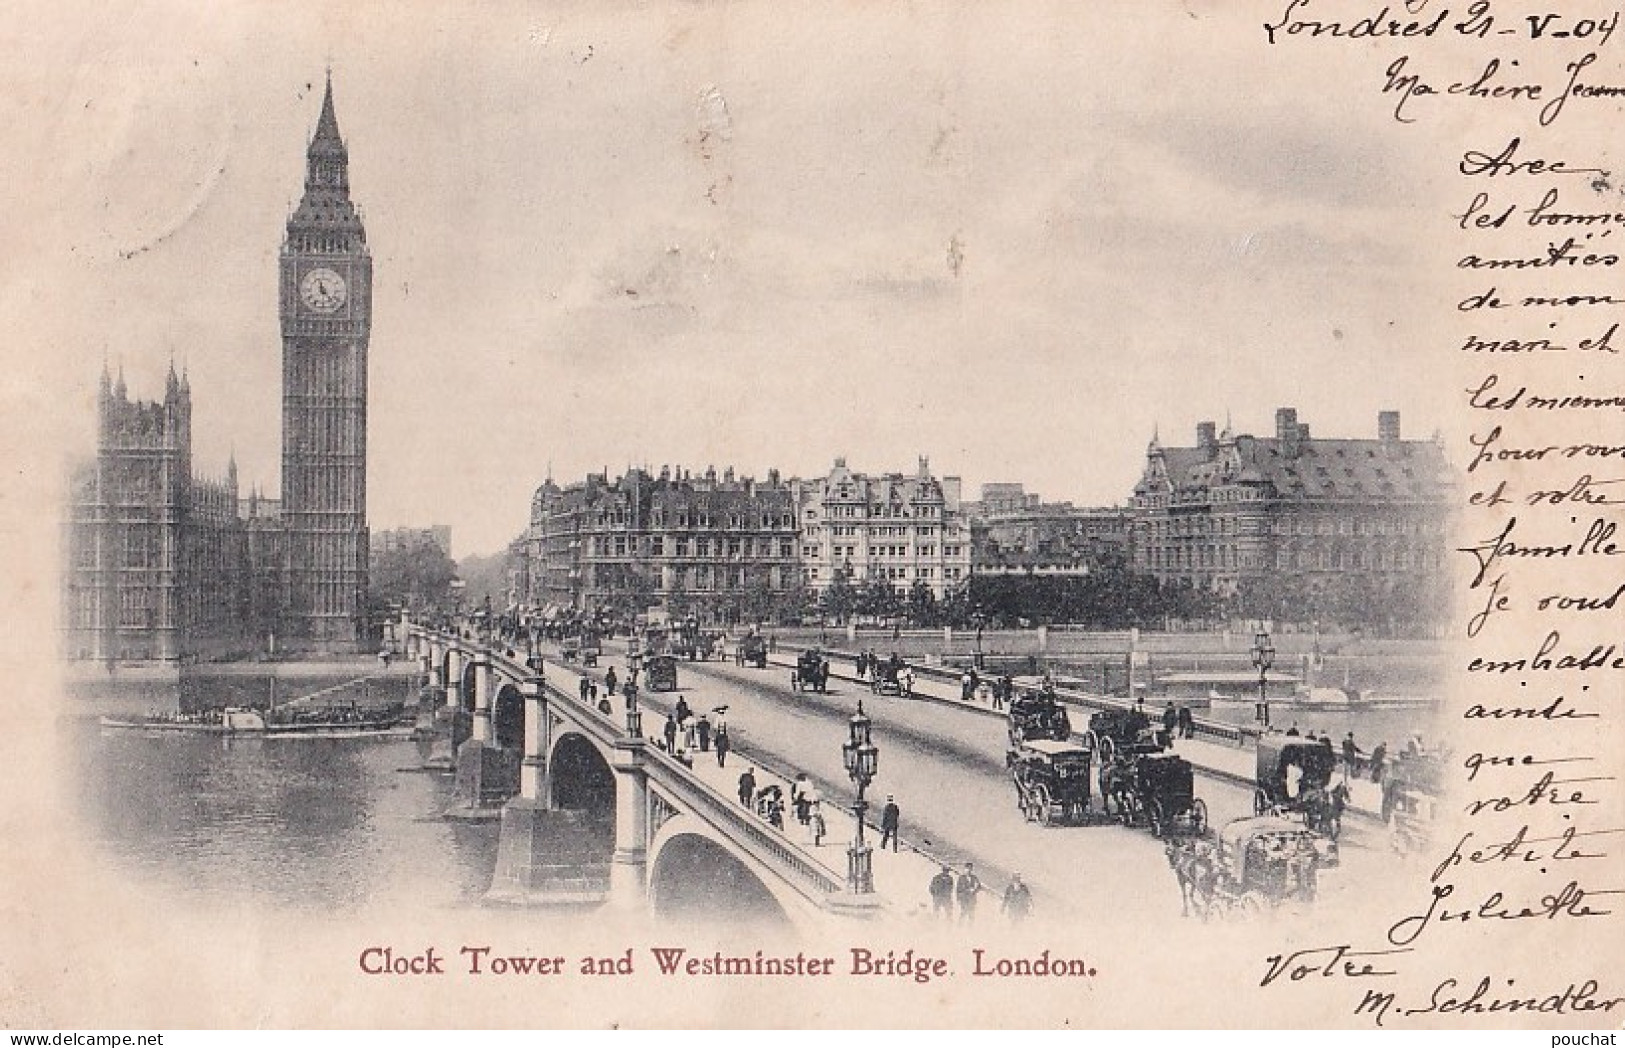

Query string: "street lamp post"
[[840, 701, 879, 894], [624, 686, 642, 737], [1251, 628, 1275, 729]]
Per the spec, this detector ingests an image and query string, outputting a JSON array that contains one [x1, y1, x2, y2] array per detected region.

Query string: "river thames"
[[69, 714, 503, 915]]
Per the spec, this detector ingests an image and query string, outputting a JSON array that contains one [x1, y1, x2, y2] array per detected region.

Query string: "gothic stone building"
[[62, 76, 371, 663], [1130, 408, 1453, 624]]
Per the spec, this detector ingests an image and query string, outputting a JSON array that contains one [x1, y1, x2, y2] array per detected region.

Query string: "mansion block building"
[[523, 458, 973, 622]]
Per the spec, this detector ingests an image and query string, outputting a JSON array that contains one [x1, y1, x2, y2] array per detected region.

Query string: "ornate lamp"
[[842, 701, 879, 893], [1251, 629, 1275, 728]]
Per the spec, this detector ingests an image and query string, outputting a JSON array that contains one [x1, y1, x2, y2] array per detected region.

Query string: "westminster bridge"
[[404, 623, 880, 929]]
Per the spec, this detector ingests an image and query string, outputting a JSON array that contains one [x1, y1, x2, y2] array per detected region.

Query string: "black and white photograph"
[[3, 0, 1621, 1032]]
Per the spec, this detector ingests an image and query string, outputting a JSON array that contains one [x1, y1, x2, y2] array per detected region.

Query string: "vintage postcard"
[[2, 0, 1622, 1031]]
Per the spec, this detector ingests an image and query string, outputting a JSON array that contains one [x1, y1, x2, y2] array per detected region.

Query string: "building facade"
[[62, 76, 372, 663], [372, 526, 453, 559], [527, 466, 801, 624], [280, 75, 373, 649], [1130, 408, 1453, 619], [965, 483, 1132, 577], [793, 457, 971, 601], [62, 368, 261, 662]]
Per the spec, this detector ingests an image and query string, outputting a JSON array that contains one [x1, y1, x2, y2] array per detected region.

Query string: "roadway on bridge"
[[605, 651, 1397, 926]]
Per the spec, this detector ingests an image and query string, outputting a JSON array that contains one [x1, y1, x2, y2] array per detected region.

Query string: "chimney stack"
[[1196, 421, 1217, 454], [1379, 410, 1401, 442], [1276, 407, 1301, 458]]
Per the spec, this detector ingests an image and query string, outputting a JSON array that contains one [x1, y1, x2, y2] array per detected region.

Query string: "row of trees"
[[368, 533, 1448, 638]]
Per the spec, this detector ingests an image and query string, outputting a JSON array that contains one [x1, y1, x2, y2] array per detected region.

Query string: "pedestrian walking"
[[810, 800, 827, 847], [929, 865, 955, 918], [1369, 741, 1388, 783], [791, 773, 812, 825], [663, 713, 678, 751], [880, 795, 900, 851], [1177, 705, 1194, 739], [956, 864, 982, 922], [623, 679, 638, 708], [605, 667, 618, 695], [961, 669, 974, 701], [1342, 731, 1361, 778], [578, 677, 590, 703], [715, 724, 731, 767], [1002, 873, 1033, 922], [900, 667, 915, 697], [674, 696, 692, 724], [737, 767, 757, 808], [588, 682, 599, 702], [696, 713, 712, 752]]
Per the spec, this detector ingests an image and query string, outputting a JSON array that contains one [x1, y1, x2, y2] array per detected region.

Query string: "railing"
[[781, 642, 1253, 747], [640, 744, 849, 905], [410, 624, 852, 909]]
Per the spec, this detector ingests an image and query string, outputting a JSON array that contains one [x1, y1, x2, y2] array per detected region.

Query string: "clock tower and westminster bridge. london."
[[61, 74, 374, 665]]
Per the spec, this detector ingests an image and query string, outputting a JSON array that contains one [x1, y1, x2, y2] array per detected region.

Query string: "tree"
[[371, 537, 457, 613], [823, 570, 856, 624], [906, 580, 938, 626]]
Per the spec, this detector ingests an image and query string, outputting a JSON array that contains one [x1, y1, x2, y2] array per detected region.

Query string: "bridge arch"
[[646, 816, 792, 929], [549, 732, 616, 819], [493, 682, 526, 751], [460, 657, 478, 713]]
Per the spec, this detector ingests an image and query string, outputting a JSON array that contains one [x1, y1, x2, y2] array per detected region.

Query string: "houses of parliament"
[[62, 76, 372, 663]]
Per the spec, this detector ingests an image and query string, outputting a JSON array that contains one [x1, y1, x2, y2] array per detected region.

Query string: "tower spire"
[[313, 70, 343, 149]]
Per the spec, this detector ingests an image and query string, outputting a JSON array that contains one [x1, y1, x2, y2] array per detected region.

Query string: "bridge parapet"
[[406, 623, 878, 920]]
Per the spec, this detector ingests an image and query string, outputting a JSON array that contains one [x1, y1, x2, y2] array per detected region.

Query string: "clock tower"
[[280, 73, 371, 650]]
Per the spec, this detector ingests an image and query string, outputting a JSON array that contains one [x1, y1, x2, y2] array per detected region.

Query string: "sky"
[[2, 1, 1452, 559]]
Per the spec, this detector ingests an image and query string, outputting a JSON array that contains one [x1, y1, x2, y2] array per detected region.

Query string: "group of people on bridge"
[[928, 863, 1031, 923]]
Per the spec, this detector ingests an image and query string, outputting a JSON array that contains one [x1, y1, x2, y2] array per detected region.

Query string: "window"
[[651, 536, 664, 556]]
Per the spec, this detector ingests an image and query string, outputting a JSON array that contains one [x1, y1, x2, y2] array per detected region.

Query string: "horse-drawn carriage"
[[1254, 735, 1341, 835], [1010, 739, 1093, 827], [791, 650, 830, 693], [644, 653, 679, 693], [1166, 814, 1338, 919], [1006, 689, 1072, 748], [740, 633, 769, 668], [562, 628, 600, 667], [1083, 707, 1161, 762], [1098, 747, 1206, 836], [870, 654, 906, 696]]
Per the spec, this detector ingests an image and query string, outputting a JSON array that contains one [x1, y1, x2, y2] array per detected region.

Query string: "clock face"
[[299, 268, 348, 313]]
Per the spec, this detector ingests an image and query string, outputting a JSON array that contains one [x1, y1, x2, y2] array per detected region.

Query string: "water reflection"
[[71, 717, 501, 914]]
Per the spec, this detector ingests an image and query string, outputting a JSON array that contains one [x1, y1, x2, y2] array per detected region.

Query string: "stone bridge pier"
[[408, 625, 872, 925]]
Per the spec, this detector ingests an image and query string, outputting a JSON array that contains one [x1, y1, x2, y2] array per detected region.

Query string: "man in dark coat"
[[663, 713, 678, 751], [696, 713, 712, 752], [737, 767, 757, 808], [715, 724, 731, 767], [1002, 873, 1033, 922], [880, 795, 901, 851], [956, 864, 982, 922], [929, 866, 955, 918]]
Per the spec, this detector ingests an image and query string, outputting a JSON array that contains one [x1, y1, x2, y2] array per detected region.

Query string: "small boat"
[[101, 704, 409, 738]]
